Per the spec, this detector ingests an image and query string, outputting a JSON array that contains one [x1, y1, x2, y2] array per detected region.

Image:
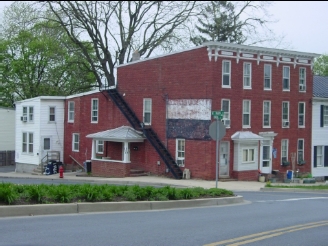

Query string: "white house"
[[312, 75, 328, 177], [15, 96, 65, 173], [0, 107, 15, 151]]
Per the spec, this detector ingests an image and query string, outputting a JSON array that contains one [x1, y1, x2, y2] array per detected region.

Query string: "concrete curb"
[[261, 188, 328, 193], [0, 196, 244, 218]]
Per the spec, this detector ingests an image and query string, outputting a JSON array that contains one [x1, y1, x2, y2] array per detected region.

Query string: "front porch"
[[86, 126, 146, 177]]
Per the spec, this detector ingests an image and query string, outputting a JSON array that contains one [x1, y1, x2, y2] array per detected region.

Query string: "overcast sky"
[[1, 1, 327, 55]]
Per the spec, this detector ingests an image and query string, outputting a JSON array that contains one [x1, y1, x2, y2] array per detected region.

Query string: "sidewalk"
[[0, 169, 266, 192]]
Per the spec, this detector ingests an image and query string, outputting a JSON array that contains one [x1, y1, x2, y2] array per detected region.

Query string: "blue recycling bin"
[[287, 170, 293, 179]]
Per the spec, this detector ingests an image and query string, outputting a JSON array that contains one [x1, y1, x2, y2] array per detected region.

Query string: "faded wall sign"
[[167, 99, 211, 120], [166, 119, 211, 140]]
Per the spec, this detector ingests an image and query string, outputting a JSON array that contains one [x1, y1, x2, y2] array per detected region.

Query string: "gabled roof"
[[86, 126, 145, 142], [231, 131, 263, 141], [313, 75, 328, 98]]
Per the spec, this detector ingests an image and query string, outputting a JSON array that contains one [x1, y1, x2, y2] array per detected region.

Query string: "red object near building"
[[63, 42, 319, 181]]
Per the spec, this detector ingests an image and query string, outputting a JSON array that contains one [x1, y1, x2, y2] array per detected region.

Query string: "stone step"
[[130, 169, 148, 177]]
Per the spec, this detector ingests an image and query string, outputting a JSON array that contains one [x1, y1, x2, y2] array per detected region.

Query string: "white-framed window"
[[242, 100, 251, 128], [298, 102, 305, 127], [283, 66, 290, 91], [72, 133, 80, 152], [68, 101, 75, 122], [22, 106, 34, 122], [221, 99, 230, 127], [297, 139, 304, 163], [29, 107, 34, 122], [264, 64, 271, 90], [22, 132, 33, 154], [222, 60, 231, 88], [299, 67, 306, 91], [96, 140, 104, 154], [143, 98, 152, 125], [243, 62, 251, 89], [91, 99, 98, 123], [263, 101, 271, 127], [316, 146, 323, 167], [49, 106, 55, 122], [281, 139, 288, 163], [242, 148, 255, 163], [176, 139, 185, 167], [282, 101, 289, 128]]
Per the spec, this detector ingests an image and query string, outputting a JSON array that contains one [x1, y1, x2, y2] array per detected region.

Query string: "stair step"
[[219, 178, 238, 182]]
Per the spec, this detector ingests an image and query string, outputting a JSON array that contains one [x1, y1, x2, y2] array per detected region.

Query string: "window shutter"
[[325, 146, 328, 167], [313, 146, 317, 168], [320, 105, 324, 127]]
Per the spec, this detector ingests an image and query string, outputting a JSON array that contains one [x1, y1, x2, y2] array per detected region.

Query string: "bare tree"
[[42, 1, 197, 87]]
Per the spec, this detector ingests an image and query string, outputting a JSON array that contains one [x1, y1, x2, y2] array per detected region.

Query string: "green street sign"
[[211, 111, 220, 116], [212, 110, 224, 119]]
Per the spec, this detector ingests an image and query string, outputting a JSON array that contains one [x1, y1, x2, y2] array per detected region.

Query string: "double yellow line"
[[204, 220, 328, 246]]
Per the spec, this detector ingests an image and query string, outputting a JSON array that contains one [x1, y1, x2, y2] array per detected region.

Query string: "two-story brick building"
[[63, 42, 319, 181]]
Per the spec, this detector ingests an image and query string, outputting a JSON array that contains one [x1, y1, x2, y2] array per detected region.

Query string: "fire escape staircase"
[[107, 89, 183, 179]]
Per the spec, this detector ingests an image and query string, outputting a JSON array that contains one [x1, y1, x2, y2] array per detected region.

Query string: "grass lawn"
[[265, 183, 328, 190]]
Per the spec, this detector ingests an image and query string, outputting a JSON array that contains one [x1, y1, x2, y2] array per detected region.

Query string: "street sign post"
[[210, 111, 226, 188]]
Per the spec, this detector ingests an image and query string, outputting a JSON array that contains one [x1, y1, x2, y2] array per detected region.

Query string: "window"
[[243, 62, 251, 88], [43, 138, 51, 150], [22, 132, 33, 154], [96, 140, 104, 154], [297, 139, 304, 163], [243, 149, 254, 162], [91, 99, 98, 123], [282, 102, 289, 127], [49, 107, 55, 122], [299, 68, 306, 91], [264, 64, 271, 89], [176, 139, 185, 167], [281, 139, 288, 163], [222, 60, 231, 87], [72, 133, 80, 152], [243, 100, 251, 127], [143, 98, 152, 125], [22, 106, 33, 122], [283, 66, 290, 90], [263, 101, 271, 127], [298, 102, 305, 127], [320, 105, 328, 127], [221, 99, 230, 127], [316, 146, 323, 167], [68, 101, 75, 122]]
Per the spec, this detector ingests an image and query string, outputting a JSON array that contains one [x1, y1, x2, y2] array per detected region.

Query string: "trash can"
[[86, 160, 92, 173], [287, 170, 293, 180], [56, 161, 63, 173]]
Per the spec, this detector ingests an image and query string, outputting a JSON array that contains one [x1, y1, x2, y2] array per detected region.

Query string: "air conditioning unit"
[[283, 120, 289, 127], [21, 116, 27, 122], [223, 119, 230, 126], [299, 85, 306, 91]]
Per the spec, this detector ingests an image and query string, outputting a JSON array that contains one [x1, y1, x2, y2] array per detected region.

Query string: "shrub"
[[25, 184, 48, 203], [51, 184, 73, 203], [79, 184, 104, 202], [0, 183, 18, 205]]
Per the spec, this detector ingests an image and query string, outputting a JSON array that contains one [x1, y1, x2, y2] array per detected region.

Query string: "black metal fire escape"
[[107, 89, 183, 179]]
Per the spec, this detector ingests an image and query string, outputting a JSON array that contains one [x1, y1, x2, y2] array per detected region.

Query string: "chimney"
[[132, 50, 140, 62]]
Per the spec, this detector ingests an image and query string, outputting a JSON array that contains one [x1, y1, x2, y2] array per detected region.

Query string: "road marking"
[[255, 197, 328, 202], [203, 220, 328, 246]]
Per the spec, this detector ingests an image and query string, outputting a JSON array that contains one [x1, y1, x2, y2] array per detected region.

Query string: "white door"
[[41, 137, 51, 162], [261, 140, 272, 173], [219, 141, 229, 177]]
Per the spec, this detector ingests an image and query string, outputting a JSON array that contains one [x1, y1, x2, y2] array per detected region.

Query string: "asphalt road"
[[0, 191, 327, 246]]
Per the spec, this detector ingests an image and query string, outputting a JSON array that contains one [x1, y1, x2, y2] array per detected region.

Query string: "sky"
[[0, 1, 327, 55]]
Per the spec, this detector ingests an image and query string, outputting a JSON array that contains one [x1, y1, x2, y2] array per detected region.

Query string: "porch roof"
[[86, 126, 145, 142], [231, 131, 263, 141]]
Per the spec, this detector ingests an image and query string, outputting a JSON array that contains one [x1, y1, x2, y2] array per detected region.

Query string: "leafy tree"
[[190, 1, 282, 46], [313, 55, 328, 76], [191, 1, 245, 45], [0, 2, 96, 107], [42, 1, 198, 87]]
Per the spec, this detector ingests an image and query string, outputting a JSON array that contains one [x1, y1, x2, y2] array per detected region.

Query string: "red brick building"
[[63, 42, 319, 181]]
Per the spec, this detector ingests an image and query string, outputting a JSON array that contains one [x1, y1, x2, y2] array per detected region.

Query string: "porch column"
[[123, 142, 130, 163], [91, 140, 95, 159]]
